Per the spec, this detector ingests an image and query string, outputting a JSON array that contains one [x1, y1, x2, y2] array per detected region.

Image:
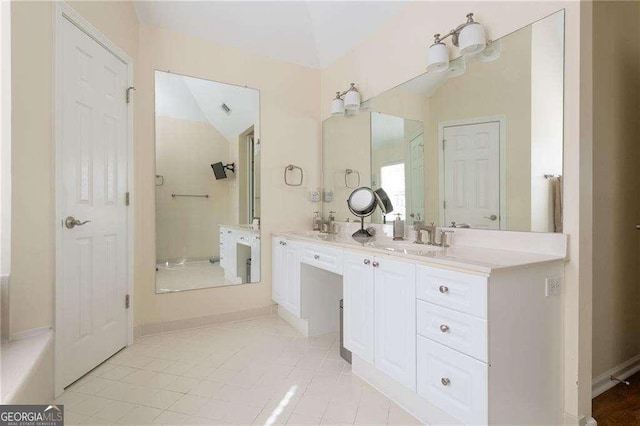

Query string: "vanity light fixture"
[[331, 83, 361, 116], [426, 12, 487, 72]]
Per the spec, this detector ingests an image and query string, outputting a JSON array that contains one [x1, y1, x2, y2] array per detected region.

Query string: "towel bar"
[[171, 194, 209, 198]]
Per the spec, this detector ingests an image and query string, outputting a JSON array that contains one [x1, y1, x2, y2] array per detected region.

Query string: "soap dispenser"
[[328, 211, 336, 234], [312, 211, 321, 231], [393, 213, 405, 241]]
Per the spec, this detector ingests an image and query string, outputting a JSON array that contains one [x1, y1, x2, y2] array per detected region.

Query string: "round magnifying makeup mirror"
[[348, 187, 378, 238], [348, 187, 376, 216]]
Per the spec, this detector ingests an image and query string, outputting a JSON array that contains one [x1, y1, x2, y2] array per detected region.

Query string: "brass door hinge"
[[125, 192, 130, 206], [125, 294, 130, 309]]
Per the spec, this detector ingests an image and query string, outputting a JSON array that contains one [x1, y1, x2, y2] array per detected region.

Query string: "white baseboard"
[[134, 305, 276, 338], [592, 353, 640, 398], [277, 306, 309, 337]]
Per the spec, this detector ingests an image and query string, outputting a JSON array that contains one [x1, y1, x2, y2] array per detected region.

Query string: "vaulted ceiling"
[[133, 1, 408, 69]]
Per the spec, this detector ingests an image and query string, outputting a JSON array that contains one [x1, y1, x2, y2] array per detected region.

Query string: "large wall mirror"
[[323, 10, 564, 233], [154, 71, 260, 293]]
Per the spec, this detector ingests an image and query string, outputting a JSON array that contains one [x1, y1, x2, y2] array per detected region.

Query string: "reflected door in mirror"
[[443, 121, 500, 230]]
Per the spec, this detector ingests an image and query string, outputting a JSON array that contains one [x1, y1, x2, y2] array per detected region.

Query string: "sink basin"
[[366, 241, 443, 256]]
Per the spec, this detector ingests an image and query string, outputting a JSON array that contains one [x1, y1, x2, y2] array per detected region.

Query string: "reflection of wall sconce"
[[479, 39, 502, 62], [331, 83, 361, 116], [426, 13, 487, 72]]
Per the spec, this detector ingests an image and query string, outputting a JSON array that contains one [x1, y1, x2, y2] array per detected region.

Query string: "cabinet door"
[[271, 238, 285, 305], [374, 257, 416, 390], [283, 241, 301, 316], [250, 235, 261, 283], [343, 251, 375, 363], [225, 231, 238, 278]]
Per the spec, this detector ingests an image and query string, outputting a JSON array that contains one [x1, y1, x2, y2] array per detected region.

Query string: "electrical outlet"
[[323, 189, 334, 203], [545, 277, 562, 297], [310, 189, 321, 203]]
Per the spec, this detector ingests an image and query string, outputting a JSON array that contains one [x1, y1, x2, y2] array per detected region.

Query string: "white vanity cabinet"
[[271, 234, 565, 425], [220, 226, 261, 284], [222, 228, 237, 277], [343, 251, 417, 389], [272, 237, 301, 316]]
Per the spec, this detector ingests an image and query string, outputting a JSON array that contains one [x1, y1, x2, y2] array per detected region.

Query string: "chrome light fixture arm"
[[333, 83, 359, 101], [433, 13, 478, 47]]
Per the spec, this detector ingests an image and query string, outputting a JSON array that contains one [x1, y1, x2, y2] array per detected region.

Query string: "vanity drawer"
[[416, 266, 487, 318], [417, 301, 487, 362], [301, 244, 343, 275], [417, 336, 488, 425]]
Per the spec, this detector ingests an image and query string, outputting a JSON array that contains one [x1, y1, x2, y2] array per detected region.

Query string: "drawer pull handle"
[[439, 285, 449, 294], [441, 377, 451, 386], [439, 324, 450, 333], [314, 255, 320, 260], [363, 259, 371, 265], [372, 261, 380, 268]]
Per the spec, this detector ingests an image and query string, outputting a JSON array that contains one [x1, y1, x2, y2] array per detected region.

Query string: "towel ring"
[[284, 164, 303, 186], [345, 169, 361, 189]]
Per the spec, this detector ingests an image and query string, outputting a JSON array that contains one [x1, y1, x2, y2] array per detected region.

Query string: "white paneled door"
[[59, 17, 129, 388], [443, 121, 501, 229]]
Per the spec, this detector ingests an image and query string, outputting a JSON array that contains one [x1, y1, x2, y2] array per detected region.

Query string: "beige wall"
[[155, 117, 230, 261], [10, 0, 139, 336], [592, 1, 640, 378], [321, 1, 592, 420], [135, 23, 320, 327]]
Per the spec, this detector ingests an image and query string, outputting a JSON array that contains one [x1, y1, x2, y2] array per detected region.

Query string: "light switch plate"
[[545, 277, 562, 297]]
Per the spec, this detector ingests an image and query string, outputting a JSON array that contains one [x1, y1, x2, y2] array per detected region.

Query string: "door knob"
[[636, 225, 640, 230], [65, 216, 91, 229], [484, 214, 498, 221]]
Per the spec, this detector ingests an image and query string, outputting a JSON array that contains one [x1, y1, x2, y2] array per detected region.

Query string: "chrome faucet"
[[414, 223, 454, 247], [438, 230, 455, 248], [414, 222, 437, 245]]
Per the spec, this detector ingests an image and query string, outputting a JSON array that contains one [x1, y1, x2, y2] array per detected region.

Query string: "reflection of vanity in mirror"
[[323, 11, 564, 234], [154, 71, 261, 293]]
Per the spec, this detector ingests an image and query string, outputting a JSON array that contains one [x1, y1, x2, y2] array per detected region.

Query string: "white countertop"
[[273, 230, 566, 275]]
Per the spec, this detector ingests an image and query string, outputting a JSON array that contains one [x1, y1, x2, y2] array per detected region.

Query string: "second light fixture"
[[331, 83, 361, 116], [426, 12, 487, 72]]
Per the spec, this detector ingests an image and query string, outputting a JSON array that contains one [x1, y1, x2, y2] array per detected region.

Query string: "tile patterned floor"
[[55, 315, 421, 425]]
